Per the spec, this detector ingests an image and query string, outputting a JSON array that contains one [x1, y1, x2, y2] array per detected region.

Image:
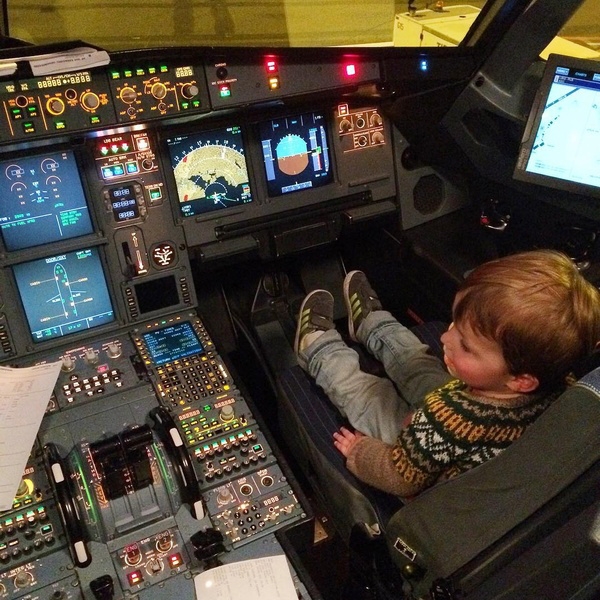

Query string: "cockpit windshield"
[[0, 1, 599, 59], [0, 0, 592, 55]]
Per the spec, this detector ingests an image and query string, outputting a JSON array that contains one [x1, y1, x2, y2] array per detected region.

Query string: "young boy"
[[294, 250, 600, 498]]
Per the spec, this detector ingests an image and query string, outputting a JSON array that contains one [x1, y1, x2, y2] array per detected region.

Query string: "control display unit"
[[259, 110, 333, 197], [166, 125, 253, 217], [142, 321, 204, 365], [514, 53, 600, 197], [0, 150, 94, 251], [13, 247, 115, 342]]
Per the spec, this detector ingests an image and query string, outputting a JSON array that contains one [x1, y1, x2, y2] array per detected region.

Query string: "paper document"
[[194, 555, 298, 600], [0, 46, 110, 78], [0, 361, 62, 510]]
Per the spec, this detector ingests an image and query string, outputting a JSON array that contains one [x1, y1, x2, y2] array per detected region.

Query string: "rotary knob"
[[46, 97, 65, 116], [81, 91, 100, 111], [181, 83, 199, 99], [106, 342, 122, 359], [119, 86, 137, 104], [61, 355, 76, 372], [220, 404, 235, 422], [14, 571, 34, 589], [84, 349, 99, 365], [150, 82, 168, 100]]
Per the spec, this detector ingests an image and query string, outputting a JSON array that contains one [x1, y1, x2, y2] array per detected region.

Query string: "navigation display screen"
[[13, 247, 115, 342], [166, 125, 253, 217], [142, 321, 204, 366], [0, 150, 94, 251], [258, 111, 333, 197], [514, 54, 600, 195]]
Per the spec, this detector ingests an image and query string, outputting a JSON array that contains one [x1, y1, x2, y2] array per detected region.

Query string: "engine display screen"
[[0, 150, 94, 251], [13, 247, 115, 342], [259, 111, 333, 197], [166, 125, 253, 217], [142, 321, 204, 366]]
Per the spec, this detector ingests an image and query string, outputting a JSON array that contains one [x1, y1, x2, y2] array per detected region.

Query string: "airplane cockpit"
[[0, 1, 599, 599]]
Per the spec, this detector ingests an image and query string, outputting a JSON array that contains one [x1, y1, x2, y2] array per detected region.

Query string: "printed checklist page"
[[0, 361, 62, 510], [194, 555, 299, 600]]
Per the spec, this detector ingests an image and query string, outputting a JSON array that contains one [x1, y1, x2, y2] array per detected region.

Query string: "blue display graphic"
[[142, 321, 204, 365], [166, 125, 253, 217], [13, 247, 115, 342], [0, 150, 94, 251], [259, 111, 333, 197]]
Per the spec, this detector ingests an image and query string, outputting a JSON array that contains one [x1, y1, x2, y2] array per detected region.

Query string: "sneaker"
[[343, 271, 382, 342], [294, 289, 335, 355]]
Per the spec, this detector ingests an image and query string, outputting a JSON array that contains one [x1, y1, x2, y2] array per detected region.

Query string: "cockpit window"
[[2, 0, 598, 56], [3, 0, 494, 50], [552, 0, 600, 59]]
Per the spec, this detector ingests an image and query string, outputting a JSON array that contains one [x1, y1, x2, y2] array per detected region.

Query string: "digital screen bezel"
[[12, 246, 116, 343], [258, 110, 334, 198], [513, 53, 600, 199], [165, 124, 254, 218], [0, 149, 95, 251]]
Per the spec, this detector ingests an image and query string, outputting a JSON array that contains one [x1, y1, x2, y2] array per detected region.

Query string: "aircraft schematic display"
[[13, 247, 115, 342], [167, 125, 253, 217]]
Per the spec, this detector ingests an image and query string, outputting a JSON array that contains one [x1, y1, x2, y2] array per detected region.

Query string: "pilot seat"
[[276, 319, 600, 599]]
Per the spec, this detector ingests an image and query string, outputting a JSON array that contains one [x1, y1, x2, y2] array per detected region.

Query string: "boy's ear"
[[508, 373, 539, 393]]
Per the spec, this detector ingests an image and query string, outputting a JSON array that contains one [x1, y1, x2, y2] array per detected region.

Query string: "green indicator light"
[[110, 71, 120, 79], [160, 65, 168, 73], [148, 67, 157, 74], [90, 115, 101, 124], [136, 68, 145, 76], [124, 70, 133, 77], [192, 100, 201, 107]]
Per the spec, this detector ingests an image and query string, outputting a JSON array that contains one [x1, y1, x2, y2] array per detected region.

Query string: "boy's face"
[[440, 320, 520, 398]]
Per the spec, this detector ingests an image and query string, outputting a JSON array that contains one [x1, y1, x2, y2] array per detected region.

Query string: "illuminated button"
[[344, 63, 357, 77], [168, 553, 183, 568], [218, 84, 231, 98], [127, 570, 143, 586], [268, 76, 280, 90], [22, 122, 35, 133], [10, 107, 22, 119], [54, 120, 66, 130]]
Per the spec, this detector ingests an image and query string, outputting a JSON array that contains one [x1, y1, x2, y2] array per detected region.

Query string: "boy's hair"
[[453, 249, 600, 390]]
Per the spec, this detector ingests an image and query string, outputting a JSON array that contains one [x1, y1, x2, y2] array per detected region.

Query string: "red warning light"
[[265, 58, 278, 73], [168, 553, 183, 568], [345, 63, 357, 77], [127, 570, 143, 586]]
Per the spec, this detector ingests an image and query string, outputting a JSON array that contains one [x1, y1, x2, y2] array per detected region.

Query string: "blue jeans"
[[298, 311, 453, 444]]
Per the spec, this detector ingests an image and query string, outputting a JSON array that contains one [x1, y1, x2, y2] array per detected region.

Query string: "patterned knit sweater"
[[345, 378, 559, 497]]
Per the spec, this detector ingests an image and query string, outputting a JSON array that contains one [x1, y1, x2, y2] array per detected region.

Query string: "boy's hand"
[[333, 426, 365, 457]]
